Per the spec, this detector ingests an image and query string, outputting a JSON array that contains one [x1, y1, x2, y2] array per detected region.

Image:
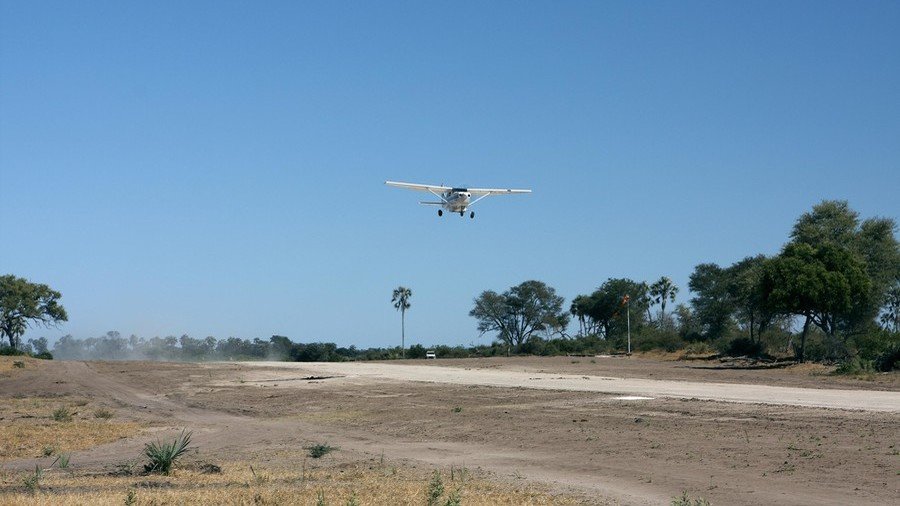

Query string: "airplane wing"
[[385, 181, 452, 192], [466, 187, 532, 196]]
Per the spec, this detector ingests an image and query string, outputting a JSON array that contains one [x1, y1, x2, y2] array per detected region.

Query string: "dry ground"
[[1, 355, 898, 505]]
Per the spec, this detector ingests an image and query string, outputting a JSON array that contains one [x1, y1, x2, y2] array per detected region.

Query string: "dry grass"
[[0, 397, 144, 461], [0, 459, 581, 505], [0, 356, 38, 375]]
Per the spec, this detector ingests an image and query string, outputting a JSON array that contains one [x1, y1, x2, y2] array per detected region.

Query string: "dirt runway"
[[245, 360, 900, 412]]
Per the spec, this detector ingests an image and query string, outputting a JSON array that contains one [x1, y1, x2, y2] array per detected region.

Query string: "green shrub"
[[305, 443, 337, 459], [33, 351, 53, 360], [0, 346, 27, 356], [724, 337, 765, 358], [835, 357, 876, 376], [143, 429, 193, 475], [426, 470, 444, 506]]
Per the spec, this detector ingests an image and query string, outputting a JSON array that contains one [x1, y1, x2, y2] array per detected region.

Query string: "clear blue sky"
[[2, 1, 898, 348]]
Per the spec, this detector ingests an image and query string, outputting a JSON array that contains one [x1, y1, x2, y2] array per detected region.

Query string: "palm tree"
[[649, 276, 679, 326], [391, 286, 412, 358]]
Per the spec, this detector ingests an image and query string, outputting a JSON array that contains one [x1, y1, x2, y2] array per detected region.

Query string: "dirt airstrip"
[[1, 355, 898, 505]]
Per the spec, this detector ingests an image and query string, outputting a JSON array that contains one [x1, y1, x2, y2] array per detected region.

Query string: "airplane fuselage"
[[444, 189, 471, 213]]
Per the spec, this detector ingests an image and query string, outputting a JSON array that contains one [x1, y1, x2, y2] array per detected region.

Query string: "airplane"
[[385, 180, 532, 218]]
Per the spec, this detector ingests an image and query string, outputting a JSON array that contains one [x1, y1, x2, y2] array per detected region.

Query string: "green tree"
[[470, 280, 567, 354], [0, 275, 68, 350], [762, 242, 870, 362], [688, 264, 735, 340], [571, 278, 649, 340], [726, 255, 773, 344], [391, 286, 412, 358], [649, 276, 679, 326], [791, 200, 900, 333]]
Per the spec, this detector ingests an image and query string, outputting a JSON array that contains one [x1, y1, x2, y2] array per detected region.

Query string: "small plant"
[[23, 465, 43, 492], [143, 429, 193, 475], [316, 490, 327, 506], [94, 408, 115, 419], [58, 453, 71, 469], [250, 465, 269, 485], [426, 470, 445, 506], [452, 406, 462, 413], [306, 443, 338, 459], [671, 491, 710, 506], [124, 489, 137, 506], [52, 406, 72, 422], [42, 445, 56, 457], [445, 488, 462, 506], [346, 492, 360, 506], [13, 360, 25, 368]]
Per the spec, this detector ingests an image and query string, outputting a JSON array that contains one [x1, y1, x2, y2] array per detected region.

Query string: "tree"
[[470, 280, 567, 354], [726, 256, 773, 343], [688, 263, 735, 340], [568, 278, 648, 342], [761, 242, 870, 362], [0, 275, 68, 349], [391, 286, 412, 358], [791, 200, 900, 333], [649, 276, 679, 326]]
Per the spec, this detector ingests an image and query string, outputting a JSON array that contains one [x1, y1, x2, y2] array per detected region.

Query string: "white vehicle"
[[385, 180, 531, 219], [425, 350, 436, 359]]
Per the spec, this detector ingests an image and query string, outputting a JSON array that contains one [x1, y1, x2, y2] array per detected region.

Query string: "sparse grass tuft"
[[452, 406, 462, 413], [13, 361, 25, 368], [52, 406, 73, 422], [42, 445, 56, 457], [94, 408, 115, 419], [124, 488, 137, 506], [306, 443, 338, 459], [671, 491, 711, 506], [143, 429, 193, 475]]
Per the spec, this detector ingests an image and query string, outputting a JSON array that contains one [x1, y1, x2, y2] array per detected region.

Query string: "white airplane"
[[385, 180, 532, 218]]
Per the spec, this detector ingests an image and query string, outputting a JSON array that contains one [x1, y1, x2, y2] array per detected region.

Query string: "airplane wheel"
[[438, 210, 443, 217], [459, 211, 464, 217], [470, 212, 475, 219]]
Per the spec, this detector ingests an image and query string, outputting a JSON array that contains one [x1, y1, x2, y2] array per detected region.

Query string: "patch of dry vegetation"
[[0, 397, 142, 461], [0, 357, 37, 375], [0, 459, 580, 505]]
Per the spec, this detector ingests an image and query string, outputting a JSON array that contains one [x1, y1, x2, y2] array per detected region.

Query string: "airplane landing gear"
[[470, 211, 475, 219], [437, 209, 443, 217], [459, 211, 464, 217]]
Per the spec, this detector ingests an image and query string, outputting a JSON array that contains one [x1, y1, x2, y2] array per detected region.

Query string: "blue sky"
[[2, 1, 898, 348]]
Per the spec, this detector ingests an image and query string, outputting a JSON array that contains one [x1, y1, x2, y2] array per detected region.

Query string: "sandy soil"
[[2, 357, 898, 505]]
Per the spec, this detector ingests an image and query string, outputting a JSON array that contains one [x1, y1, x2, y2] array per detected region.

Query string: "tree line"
[[469, 200, 899, 369]]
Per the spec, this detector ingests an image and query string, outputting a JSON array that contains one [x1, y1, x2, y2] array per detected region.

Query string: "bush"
[[143, 430, 193, 475], [724, 337, 766, 358], [874, 341, 900, 372], [636, 330, 684, 353], [835, 357, 876, 376], [33, 351, 53, 360], [52, 407, 72, 422], [305, 443, 337, 459], [0, 346, 27, 356]]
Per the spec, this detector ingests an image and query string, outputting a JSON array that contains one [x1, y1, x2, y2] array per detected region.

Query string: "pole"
[[626, 297, 631, 355]]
